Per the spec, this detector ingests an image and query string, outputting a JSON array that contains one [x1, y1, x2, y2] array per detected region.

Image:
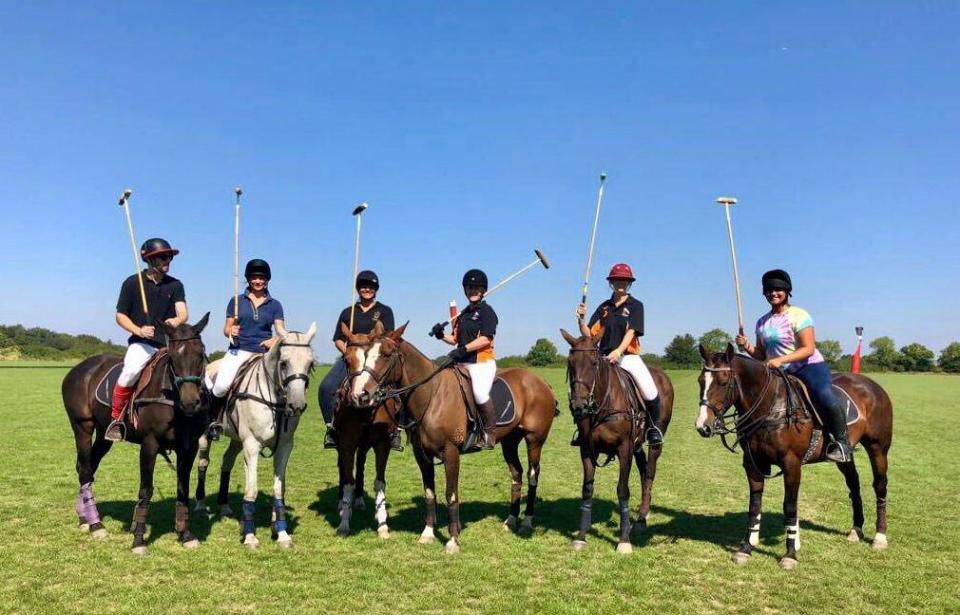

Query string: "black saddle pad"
[[833, 385, 862, 426], [491, 377, 516, 427], [94, 362, 124, 407]]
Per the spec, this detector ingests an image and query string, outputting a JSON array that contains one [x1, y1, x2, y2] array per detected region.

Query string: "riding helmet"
[[606, 263, 636, 282], [462, 269, 488, 290], [762, 269, 792, 295], [356, 270, 380, 290], [140, 238, 179, 261], [244, 258, 272, 281]]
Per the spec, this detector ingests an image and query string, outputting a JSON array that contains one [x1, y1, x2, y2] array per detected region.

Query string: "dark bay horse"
[[345, 323, 557, 554], [696, 343, 893, 570], [560, 329, 674, 554], [62, 315, 210, 555]]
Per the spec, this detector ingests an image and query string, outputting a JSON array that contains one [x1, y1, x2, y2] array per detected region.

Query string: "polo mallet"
[[581, 172, 607, 304], [117, 189, 149, 316], [348, 202, 369, 332], [716, 196, 744, 336], [231, 187, 243, 345]]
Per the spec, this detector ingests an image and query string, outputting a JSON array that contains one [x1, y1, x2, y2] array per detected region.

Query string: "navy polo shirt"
[[588, 295, 645, 356], [116, 271, 185, 348], [453, 301, 498, 363], [333, 302, 395, 342], [227, 291, 284, 353]]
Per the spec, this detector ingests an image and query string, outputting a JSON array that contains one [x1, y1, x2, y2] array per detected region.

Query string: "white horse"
[[195, 325, 316, 549]]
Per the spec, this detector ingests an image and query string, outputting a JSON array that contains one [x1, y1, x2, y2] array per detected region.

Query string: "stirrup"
[[390, 430, 404, 452], [105, 420, 126, 443], [645, 426, 664, 445], [825, 441, 853, 463], [207, 422, 223, 442], [324, 429, 338, 450], [474, 431, 495, 450]]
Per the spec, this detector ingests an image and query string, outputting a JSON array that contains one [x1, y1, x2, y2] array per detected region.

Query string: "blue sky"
[[1, 2, 957, 361]]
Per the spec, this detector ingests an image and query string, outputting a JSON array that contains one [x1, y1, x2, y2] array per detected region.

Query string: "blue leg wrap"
[[273, 498, 288, 533], [242, 500, 256, 535]]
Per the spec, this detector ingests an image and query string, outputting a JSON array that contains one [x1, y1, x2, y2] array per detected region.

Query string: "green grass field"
[[1, 366, 956, 614]]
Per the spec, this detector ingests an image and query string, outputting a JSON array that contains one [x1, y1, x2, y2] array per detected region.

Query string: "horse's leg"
[[412, 439, 437, 545], [336, 435, 358, 537], [635, 442, 663, 534], [239, 438, 262, 549], [615, 443, 634, 554], [216, 439, 242, 518], [838, 460, 865, 542], [194, 432, 211, 513], [131, 437, 159, 556], [271, 434, 294, 548], [521, 435, 543, 534], [572, 448, 597, 551], [501, 434, 524, 532], [778, 459, 802, 570], [73, 421, 110, 538], [175, 425, 201, 548], [354, 441, 369, 511], [732, 465, 765, 565], [443, 446, 462, 555], [372, 433, 391, 539], [865, 440, 890, 549]]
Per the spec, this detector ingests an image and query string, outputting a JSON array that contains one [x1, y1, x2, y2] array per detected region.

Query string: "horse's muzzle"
[[181, 399, 202, 417], [697, 423, 714, 438]]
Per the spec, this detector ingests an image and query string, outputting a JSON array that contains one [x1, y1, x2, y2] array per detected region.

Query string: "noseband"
[[345, 340, 404, 407], [566, 347, 606, 417], [165, 334, 206, 394], [700, 358, 775, 448]]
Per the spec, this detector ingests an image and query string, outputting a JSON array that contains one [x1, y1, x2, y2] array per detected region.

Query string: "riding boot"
[[474, 399, 497, 450], [824, 400, 853, 463], [644, 395, 664, 447], [105, 383, 135, 443], [390, 427, 404, 452], [206, 393, 226, 441], [570, 416, 588, 446], [324, 424, 338, 449]]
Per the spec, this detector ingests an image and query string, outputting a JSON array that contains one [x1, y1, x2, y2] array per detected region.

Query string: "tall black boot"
[[644, 395, 664, 446], [824, 400, 853, 463], [474, 399, 497, 450], [206, 393, 227, 441]]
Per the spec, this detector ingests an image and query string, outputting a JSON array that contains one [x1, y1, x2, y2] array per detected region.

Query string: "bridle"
[[165, 334, 206, 395], [345, 339, 405, 404], [566, 347, 609, 418]]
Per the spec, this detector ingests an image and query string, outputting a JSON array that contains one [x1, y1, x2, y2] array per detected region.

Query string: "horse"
[[344, 322, 557, 554], [194, 325, 316, 549], [560, 329, 675, 553], [696, 343, 893, 570], [334, 322, 400, 539], [62, 314, 211, 555]]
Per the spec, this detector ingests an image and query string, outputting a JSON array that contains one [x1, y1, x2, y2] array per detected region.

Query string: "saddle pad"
[[491, 377, 517, 427], [833, 385, 862, 426], [94, 362, 124, 407]]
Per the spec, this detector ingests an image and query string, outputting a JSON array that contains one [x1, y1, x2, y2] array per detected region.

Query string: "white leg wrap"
[[374, 480, 388, 526], [749, 515, 761, 547], [787, 524, 800, 551]]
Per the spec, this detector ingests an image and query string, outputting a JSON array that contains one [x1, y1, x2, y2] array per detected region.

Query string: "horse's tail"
[[160, 450, 175, 471]]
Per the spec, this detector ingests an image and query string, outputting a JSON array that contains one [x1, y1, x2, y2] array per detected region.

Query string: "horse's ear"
[[193, 312, 210, 335], [725, 342, 736, 363], [698, 343, 710, 363], [560, 328, 578, 347], [157, 318, 175, 336], [372, 320, 385, 338], [339, 321, 354, 342], [305, 321, 318, 342], [387, 321, 409, 341]]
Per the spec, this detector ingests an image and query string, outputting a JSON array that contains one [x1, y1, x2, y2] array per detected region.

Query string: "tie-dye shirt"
[[755, 305, 824, 372]]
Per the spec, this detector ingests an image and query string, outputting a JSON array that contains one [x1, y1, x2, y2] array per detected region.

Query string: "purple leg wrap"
[[78, 482, 101, 525]]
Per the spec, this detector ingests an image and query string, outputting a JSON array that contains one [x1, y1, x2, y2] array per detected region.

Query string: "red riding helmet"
[[606, 263, 635, 282]]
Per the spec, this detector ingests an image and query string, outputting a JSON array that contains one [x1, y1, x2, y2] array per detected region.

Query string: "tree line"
[[0, 324, 124, 360]]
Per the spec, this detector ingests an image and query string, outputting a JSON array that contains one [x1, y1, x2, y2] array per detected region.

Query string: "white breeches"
[[206, 349, 256, 397], [464, 360, 497, 405], [618, 354, 659, 401], [118, 343, 158, 387]]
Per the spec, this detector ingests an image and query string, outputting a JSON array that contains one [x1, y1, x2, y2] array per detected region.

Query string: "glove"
[[429, 322, 447, 339], [435, 355, 454, 370], [447, 345, 470, 362]]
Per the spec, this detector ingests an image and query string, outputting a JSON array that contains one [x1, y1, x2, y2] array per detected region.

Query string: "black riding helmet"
[[140, 238, 179, 262], [762, 269, 792, 295], [462, 269, 488, 291], [244, 258, 271, 281], [356, 270, 380, 290]]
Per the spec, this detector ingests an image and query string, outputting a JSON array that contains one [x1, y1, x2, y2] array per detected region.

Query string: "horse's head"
[[264, 323, 317, 416], [342, 321, 408, 408], [560, 328, 603, 415], [160, 312, 210, 417], [695, 342, 737, 437]]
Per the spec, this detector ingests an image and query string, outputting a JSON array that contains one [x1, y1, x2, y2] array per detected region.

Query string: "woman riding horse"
[[734, 269, 853, 463]]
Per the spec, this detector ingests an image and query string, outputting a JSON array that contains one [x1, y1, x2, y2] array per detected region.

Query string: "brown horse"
[[560, 329, 674, 553], [696, 343, 893, 570], [61, 315, 210, 554], [344, 323, 557, 554]]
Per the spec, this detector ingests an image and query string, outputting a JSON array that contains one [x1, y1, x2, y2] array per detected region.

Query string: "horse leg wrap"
[[78, 482, 101, 526], [196, 465, 207, 502], [174, 502, 189, 534], [374, 481, 388, 527], [272, 498, 288, 533], [578, 501, 593, 537], [448, 504, 461, 537], [217, 471, 231, 506], [241, 500, 256, 536], [132, 505, 149, 542], [786, 522, 800, 553], [510, 481, 522, 518], [425, 496, 437, 528], [619, 500, 631, 538]]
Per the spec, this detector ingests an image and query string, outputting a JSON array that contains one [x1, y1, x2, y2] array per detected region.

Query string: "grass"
[[0, 367, 956, 614]]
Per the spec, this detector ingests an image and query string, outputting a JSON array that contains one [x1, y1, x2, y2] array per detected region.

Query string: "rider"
[[205, 259, 287, 441], [105, 238, 188, 442], [575, 263, 664, 447], [735, 269, 853, 463], [431, 269, 499, 450], [319, 270, 399, 451]]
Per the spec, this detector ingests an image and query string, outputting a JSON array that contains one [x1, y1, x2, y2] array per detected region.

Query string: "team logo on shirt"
[[471, 312, 480, 321], [621, 307, 630, 316], [373, 310, 380, 321]]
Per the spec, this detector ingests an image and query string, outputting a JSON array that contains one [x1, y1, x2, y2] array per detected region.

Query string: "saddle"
[[781, 374, 861, 428], [94, 350, 171, 427], [450, 365, 517, 453], [225, 355, 264, 406], [609, 363, 647, 445]]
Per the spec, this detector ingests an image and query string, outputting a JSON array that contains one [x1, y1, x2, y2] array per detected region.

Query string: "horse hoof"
[[91, 528, 109, 540], [336, 525, 350, 537], [615, 542, 633, 554], [277, 538, 293, 549], [218, 505, 234, 518], [418, 529, 435, 544], [731, 551, 751, 565], [872, 533, 888, 550], [78, 523, 90, 532], [182, 539, 200, 550], [519, 517, 534, 534], [847, 527, 864, 543], [444, 539, 460, 555], [631, 520, 647, 537], [243, 534, 260, 550], [778, 557, 798, 571], [571, 540, 587, 552], [377, 526, 391, 540], [132, 545, 148, 556], [502, 515, 518, 532]]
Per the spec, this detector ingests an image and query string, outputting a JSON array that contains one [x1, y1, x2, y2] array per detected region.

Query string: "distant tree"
[[664, 334, 699, 367], [208, 350, 226, 362], [899, 343, 935, 372], [939, 342, 960, 373], [526, 338, 561, 367], [817, 339, 843, 367], [698, 328, 733, 354], [869, 337, 902, 371]]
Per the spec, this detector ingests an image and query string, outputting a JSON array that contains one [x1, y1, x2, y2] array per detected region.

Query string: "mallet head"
[[352, 202, 369, 216], [856, 326, 864, 337], [600, 172, 607, 182], [118, 189, 133, 206], [534, 249, 551, 269], [715, 196, 738, 206], [234, 186, 243, 198]]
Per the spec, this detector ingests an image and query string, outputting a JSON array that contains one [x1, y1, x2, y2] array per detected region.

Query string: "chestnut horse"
[[560, 329, 674, 553], [343, 323, 557, 554], [696, 343, 893, 570], [61, 315, 210, 555]]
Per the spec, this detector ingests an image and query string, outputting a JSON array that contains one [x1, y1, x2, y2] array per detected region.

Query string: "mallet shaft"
[[581, 173, 607, 304], [119, 190, 149, 316], [348, 202, 367, 332], [722, 203, 745, 336]]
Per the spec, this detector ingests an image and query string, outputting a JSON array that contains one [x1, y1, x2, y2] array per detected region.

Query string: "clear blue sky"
[[1, 2, 957, 361]]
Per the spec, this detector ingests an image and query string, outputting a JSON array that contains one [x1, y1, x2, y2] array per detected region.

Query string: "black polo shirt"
[[333, 302, 395, 342], [453, 301, 498, 363], [588, 295, 644, 356], [116, 271, 186, 347]]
